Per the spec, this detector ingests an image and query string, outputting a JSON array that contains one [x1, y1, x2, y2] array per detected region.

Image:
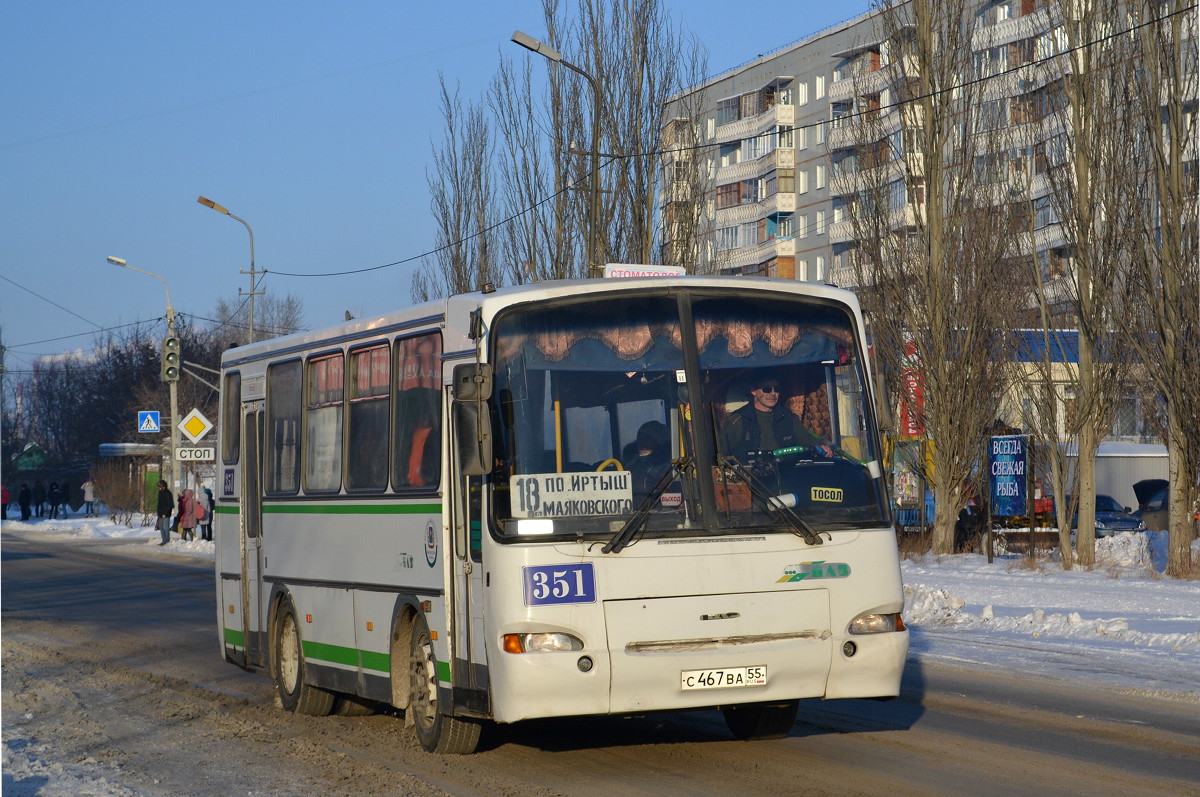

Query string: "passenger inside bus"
[[623, 420, 671, 498]]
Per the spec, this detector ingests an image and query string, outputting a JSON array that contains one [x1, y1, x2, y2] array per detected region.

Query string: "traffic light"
[[161, 336, 181, 382]]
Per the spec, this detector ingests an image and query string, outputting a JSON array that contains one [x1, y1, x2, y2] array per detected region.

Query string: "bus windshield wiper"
[[718, 456, 823, 546], [602, 458, 690, 554]]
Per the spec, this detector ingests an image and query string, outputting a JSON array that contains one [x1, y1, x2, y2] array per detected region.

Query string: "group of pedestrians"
[[3, 476, 214, 546], [2, 478, 95, 521], [155, 481, 214, 545]]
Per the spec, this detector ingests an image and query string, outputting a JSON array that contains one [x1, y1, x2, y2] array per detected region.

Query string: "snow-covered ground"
[[3, 514, 1199, 795]]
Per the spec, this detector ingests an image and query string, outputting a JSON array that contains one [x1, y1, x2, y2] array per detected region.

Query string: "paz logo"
[[425, 520, 438, 567], [777, 561, 851, 583]]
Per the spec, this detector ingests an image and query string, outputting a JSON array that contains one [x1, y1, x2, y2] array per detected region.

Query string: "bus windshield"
[[488, 289, 889, 540]]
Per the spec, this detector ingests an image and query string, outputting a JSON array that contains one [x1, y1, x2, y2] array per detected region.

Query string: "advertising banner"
[[989, 435, 1028, 517]]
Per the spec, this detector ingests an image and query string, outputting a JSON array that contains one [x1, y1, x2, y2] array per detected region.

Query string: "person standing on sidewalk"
[[155, 481, 174, 545], [81, 476, 96, 518]]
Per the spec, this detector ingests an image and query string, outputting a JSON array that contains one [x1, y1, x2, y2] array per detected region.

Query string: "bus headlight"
[[502, 632, 584, 653], [848, 613, 906, 635]]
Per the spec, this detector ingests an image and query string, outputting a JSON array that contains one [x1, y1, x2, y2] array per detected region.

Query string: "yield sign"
[[180, 408, 214, 444], [138, 411, 161, 433]]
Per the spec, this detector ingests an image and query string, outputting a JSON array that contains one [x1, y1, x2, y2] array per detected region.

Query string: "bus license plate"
[[680, 665, 767, 690]]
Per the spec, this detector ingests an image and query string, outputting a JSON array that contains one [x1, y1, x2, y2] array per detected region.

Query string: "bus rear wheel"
[[721, 700, 799, 740], [273, 597, 334, 716], [408, 615, 480, 754]]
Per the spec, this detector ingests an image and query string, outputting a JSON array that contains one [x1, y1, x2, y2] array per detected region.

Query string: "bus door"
[[450, 396, 489, 708], [240, 407, 267, 669]]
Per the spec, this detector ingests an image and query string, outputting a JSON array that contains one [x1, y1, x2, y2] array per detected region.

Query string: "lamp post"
[[106, 255, 181, 494], [196, 195, 260, 342], [511, 29, 602, 278]]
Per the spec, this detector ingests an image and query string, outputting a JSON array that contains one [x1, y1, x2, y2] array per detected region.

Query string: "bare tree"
[[1119, 0, 1199, 576], [211, 292, 305, 348], [1017, 0, 1142, 566], [486, 0, 708, 284], [845, 0, 1025, 554], [412, 75, 497, 302]]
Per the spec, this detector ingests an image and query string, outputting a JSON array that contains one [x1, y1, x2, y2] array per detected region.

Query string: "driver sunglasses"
[[758, 384, 780, 393]]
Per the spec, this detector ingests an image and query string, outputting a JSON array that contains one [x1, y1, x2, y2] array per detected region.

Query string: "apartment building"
[[660, 12, 881, 281], [661, 0, 1194, 443]]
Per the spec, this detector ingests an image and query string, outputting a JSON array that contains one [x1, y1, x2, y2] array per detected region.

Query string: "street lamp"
[[106, 255, 181, 494], [196, 195, 260, 342], [512, 29, 602, 278]]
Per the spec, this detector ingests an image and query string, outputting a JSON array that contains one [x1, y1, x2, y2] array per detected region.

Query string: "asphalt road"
[[3, 529, 1198, 797]]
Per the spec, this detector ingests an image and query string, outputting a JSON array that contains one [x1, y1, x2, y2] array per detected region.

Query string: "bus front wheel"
[[272, 596, 335, 716], [721, 700, 799, 740], [408, 615, 481, 754]]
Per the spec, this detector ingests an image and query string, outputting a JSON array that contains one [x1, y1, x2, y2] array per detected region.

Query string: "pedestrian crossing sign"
[[138, 411, 161, 433]]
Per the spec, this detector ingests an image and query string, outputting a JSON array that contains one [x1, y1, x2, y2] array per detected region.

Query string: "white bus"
[[215, 276, 907, 754]]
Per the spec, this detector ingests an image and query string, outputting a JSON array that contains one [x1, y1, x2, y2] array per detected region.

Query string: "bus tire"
[[721, 700, 799, 740], [409, 615, 480, 754], [272, 596, 335, 716]]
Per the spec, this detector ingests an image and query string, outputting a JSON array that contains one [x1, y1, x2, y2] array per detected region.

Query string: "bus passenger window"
[[347, 344, 389, 490], [305, 353, 344, 492], [266, 360, 302, 494], [222, 372, 241, 465], [394, 334, 442, 489]]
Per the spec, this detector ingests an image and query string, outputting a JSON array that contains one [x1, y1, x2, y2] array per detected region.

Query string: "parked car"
[[1070, 494, 1146, 536], [1133, 479, 1169, 532]]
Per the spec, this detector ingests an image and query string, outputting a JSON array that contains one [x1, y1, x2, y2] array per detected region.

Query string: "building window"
[[778, 125, 794, 149], [799, 214, 809, 238], [797, 81, 809, 106], [778, 168, 795, 193], [816, 210, 826, 235], [815, 164, 826, 189], [815, 75, 825, 99], [717, 97, 739, 126], [718, 226, 739, 251], [716, 182, 740, 209], [815, 256, 826, 281], [798, 169, 809, 194]]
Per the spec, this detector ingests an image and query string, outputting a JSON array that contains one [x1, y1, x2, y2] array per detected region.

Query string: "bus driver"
[[718, 375, 833, 461]]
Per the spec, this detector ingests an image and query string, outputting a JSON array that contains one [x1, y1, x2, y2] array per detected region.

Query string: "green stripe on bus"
[[264, 503, 441, 515], [303, 640, 393, 674], [215, 505, 238, 515], [303, 640, 360, 667], [227, 628, 441, 681]]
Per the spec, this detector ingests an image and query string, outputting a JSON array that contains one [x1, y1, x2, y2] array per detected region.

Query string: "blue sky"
[[1, 1, 869, 373]]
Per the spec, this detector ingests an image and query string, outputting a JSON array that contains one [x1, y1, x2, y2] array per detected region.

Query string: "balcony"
[[720, 236, 797, 271], [971, 7, 1052, 52], [714, 101, 796, 145]]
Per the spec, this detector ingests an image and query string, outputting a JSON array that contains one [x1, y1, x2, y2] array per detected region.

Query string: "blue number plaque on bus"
[[522, 563, 597, 606]]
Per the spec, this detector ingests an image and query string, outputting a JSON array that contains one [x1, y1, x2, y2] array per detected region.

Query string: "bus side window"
[[305, 352, 344, 493], [394, 333, 442, 489], [222, 372, 241, 465], [266, 360, 302, 494], [347, 343, 390, 490]]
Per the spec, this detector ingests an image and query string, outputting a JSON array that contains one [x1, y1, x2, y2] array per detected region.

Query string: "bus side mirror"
[[875, 372, 894, 434], [454, 402, 493, 476], [453, 363, 492, 400], [452, 364, 494, 476]]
